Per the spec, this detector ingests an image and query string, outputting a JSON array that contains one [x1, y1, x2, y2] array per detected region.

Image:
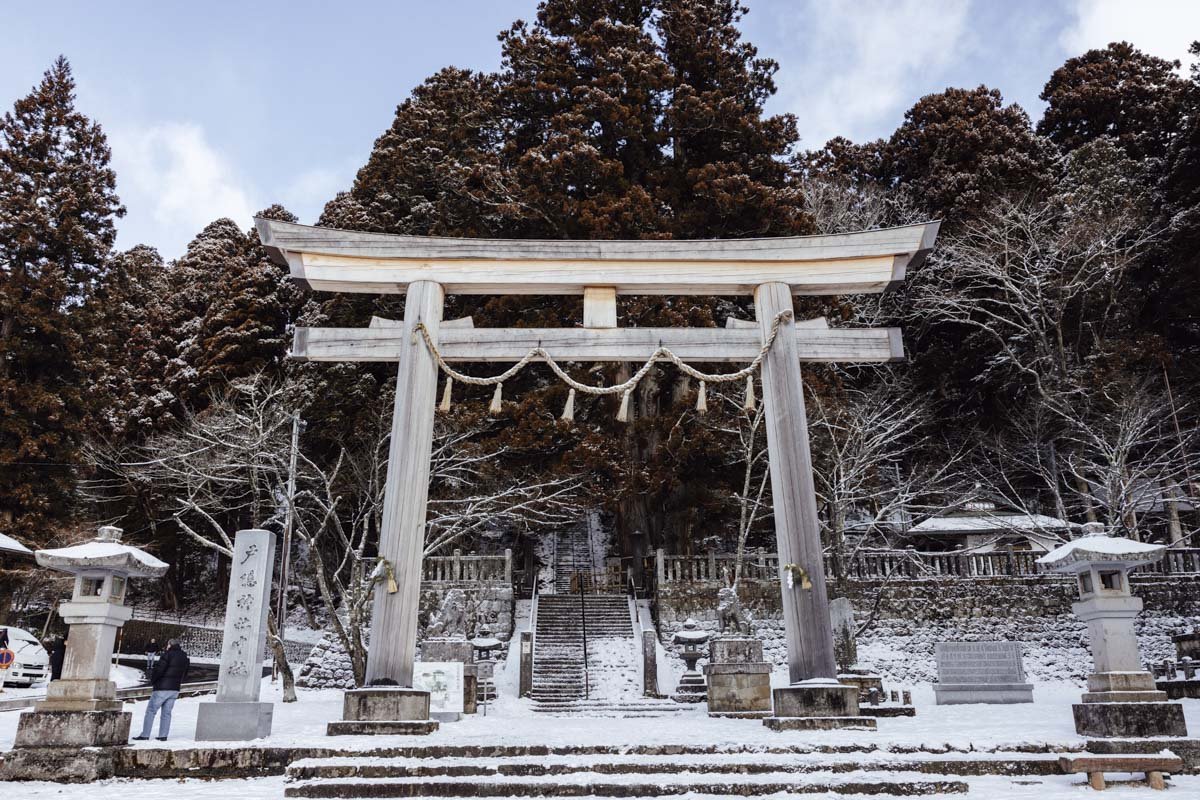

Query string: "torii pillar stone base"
[[327, 688, 439, 736]]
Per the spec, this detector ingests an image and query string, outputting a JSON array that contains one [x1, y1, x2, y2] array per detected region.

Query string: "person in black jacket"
[[48, 636, 67, 681], [133, 639, 189, 741]]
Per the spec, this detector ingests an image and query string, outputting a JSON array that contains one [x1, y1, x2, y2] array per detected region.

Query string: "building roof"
[[0, 532, 32, 555], [909, 511, 1071, 535]]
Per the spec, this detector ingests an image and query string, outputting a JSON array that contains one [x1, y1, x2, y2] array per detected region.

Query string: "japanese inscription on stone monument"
[[216, 529, 276, 703]]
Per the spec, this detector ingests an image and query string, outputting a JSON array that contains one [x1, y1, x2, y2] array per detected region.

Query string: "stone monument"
[[829, 597, 885, 705], [705, 637, 773, 718], [671, 619, 709, 703], [932, 641, 1034, 705], [830, 597, 857, 671], [4, 526, 168, 782], [195, 529, 276, 741], [1038, 524, 1188, 738]]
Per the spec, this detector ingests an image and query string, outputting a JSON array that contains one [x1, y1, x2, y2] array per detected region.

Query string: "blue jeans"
[[140, 690, 179, 738]]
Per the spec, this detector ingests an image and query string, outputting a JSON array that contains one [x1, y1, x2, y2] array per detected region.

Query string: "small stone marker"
[[932, 641, 1033, 705], [414, 661, 465, 721], [829, 598, 857, 671], [196, 528, 276, 740]]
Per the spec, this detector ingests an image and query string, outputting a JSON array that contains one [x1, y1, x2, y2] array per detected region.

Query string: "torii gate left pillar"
[[368, 280, 443, 687]]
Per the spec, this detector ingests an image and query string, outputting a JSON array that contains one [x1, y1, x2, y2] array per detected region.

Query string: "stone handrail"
[[422, 549, 512, 585], [652, 546, 1200, 584]]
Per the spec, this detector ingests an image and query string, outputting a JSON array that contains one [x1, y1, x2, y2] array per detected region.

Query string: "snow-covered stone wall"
[[654, 574, 1200, 685]]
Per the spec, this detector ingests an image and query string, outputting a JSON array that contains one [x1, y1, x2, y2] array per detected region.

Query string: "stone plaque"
[[413, 661, 464, 714], [934, 641, 1026, 685], [216, 529, 276, 703]]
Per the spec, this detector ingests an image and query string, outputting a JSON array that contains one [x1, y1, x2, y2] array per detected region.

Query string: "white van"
[[1, 626, 50, 687]]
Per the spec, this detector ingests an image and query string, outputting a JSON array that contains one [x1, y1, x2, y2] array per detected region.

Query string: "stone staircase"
[[279, 745, 1047, 796], [531, 593, 680, 717], [553, 523, 598, 593]]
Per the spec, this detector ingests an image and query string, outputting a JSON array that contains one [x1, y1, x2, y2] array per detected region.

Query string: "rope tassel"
[[489, 382, 503, 415], [561, 388, 576, 421], [439, 377, 453, 413], [616, 389, 631, 423], [743, 374, 756, 412], [696, 380, 708, 414]]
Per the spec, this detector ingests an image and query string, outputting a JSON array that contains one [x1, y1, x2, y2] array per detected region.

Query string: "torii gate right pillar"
[[755, 282, 873, 729]]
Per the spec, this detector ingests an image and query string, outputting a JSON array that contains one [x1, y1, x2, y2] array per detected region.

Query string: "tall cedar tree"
[[0, 57, 123, 547], [80, 244, 167, 441], [1038, 42, 1187, 163], [1152, 42, 1200, 388], [884, 86, 1053, 225]]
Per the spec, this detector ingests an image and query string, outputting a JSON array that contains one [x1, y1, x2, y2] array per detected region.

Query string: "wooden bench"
[[1059, 753, 1183, 790]]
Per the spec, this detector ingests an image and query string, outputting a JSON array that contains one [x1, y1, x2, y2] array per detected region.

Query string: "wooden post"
[[504, 548, 513, 585], [755, 282, 838, 683], [656, 548, 665, 585], [519, 631, 533, 698], [583, 286, 617, 328], [365, 280, 444, 687], [453, 548, 463, 581]]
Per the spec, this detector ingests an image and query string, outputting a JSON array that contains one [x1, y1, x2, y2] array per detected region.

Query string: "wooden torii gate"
[[258, 218, 939, 713]]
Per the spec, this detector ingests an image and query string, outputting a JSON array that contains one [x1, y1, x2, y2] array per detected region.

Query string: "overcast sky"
[[2, 0, 1197, 259]]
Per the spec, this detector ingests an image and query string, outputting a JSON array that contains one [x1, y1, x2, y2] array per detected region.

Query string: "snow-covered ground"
[[3, 679, 1198, 751], [3, 679, 1199, 797]]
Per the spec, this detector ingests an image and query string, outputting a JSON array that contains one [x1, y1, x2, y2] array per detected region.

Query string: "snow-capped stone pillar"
[[4, 526, 167, 780], [1038, 523, 1188, 738]]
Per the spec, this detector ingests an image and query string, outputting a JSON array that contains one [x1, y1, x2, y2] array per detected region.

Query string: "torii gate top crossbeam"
[[256, 219, 940, 296]]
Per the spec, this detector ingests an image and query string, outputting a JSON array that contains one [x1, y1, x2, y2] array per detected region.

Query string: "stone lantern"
[[1037, 522, 1188, 738], [671, 619, 710, 702], [5, 525, 167, 781]]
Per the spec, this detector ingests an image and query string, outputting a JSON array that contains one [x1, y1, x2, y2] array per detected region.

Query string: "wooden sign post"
[[259, 218, 939, 731]]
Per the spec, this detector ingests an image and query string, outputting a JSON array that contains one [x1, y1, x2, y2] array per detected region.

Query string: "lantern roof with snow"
[[36, 525, 169, 578], [0, 532, 32, 555], [1036, 524, 1165, 574]]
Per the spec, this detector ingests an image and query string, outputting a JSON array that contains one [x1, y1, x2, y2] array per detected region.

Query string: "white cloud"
[[108, 121, 256, 258], [765, 0, 971, 148], [1061, 0, 1200, 69]]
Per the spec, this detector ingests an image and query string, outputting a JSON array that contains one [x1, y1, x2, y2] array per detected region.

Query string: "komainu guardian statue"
[[716, 585, 751, 636], [426, 588, 468, 639]]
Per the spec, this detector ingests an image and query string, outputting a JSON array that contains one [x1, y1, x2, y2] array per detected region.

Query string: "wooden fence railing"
[[422, 549, 512, 585], [652, 547, 1200, 585]]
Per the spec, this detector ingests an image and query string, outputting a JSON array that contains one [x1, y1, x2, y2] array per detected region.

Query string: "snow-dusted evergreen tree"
[[0, 56, 123, 547], [80, 244, 167, 441]]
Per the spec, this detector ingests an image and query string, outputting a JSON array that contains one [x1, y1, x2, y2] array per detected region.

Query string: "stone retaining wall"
[[654, 575, 1200, 685], [296, 583, 515, 689]]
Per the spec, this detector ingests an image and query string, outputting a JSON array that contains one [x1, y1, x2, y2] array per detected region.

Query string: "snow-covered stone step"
[[284, 771, 968, 797], [287, 750, 1063, 781]]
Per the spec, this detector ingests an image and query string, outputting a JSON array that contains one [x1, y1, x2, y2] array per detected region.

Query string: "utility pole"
[[274, 412, 304, 678]]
